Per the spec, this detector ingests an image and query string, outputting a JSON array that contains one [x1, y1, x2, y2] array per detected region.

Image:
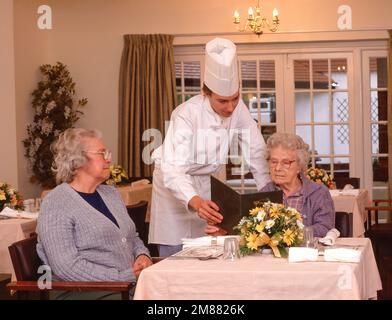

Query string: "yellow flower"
[[246, 232, 263, 250], [282, 229, 295, 246], [269, 206, 280, 219], [255, 222, 266, 233], [0, 190, 6, 201], [249, 207, 262, 216]]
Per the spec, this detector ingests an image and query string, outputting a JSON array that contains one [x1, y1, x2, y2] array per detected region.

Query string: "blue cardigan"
[[37, 183, 150, 282]]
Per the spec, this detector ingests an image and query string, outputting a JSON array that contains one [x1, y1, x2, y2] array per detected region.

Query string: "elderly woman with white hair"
[[259, 132, 335, 237], [37, 128, 152, 299]]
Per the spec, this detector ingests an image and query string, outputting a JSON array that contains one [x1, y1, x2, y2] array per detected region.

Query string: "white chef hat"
[[204, 37, 239, 97]]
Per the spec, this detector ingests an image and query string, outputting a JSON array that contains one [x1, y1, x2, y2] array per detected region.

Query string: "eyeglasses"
[[268, 159, 296, 170], [83, 149, 112, 161]]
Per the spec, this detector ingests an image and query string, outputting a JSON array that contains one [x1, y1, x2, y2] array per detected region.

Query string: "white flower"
[[36, 105, 43, 115], [297, 220, 304, 229], [41, 118, 53, 136], [57, 87, 64, 95], [46, 101, 56, 113], [42, 88, 51, 98], [34, 137, 42, 149], [265, 219, 275, 229], [64, 106, 71, 119], [256, 209, 266, 221]]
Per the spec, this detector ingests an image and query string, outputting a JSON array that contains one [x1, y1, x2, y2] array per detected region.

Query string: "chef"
[[148, 37, 270, 256]]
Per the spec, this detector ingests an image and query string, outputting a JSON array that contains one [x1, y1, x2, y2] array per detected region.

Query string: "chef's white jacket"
[[148, 94, 270, 245]]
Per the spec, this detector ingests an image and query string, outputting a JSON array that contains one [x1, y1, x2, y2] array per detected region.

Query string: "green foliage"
[[23, 62, 87, 188]]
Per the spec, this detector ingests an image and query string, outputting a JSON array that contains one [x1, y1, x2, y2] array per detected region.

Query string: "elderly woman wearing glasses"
[[259, 132, 335, 237], [37, 128, 152, 299]]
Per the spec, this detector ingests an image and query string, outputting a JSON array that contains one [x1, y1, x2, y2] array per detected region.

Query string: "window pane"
[[259, 60, 275, 91], [294, 60, 310, 89], [331, 58, 348, 90], [372, 124, 388, 154], [315, 125, 331, 154], [260, 93, 276, 124], [372, 156, 388, 182], [184, 61, 200, 91], [332, 92, 349, 122], [261, 126, 276, 141], [370, 57, 388, 89], [242, 93, 257, 122], [316, 157, 331, 172], [176, 94, 183, 104], [332, 157, 350, 178], [312, 59, 329, 90], [241, 60, 256, 91], [295, 92, 311, 123], [314, 92, 329, 122], [296, 125, 311, 147], [333, 124, 349, 154], [371, 91, 388, 121], [184, 93, 199, 101], [175, 62, 182, 91]]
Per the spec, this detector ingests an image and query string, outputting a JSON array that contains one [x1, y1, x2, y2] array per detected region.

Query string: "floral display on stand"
[[23, 62, 87, 189], [0, 182, 25, 212], [306, 167, 335, 189], [234, 202, 304, 258], [105, 165, 130, 187]]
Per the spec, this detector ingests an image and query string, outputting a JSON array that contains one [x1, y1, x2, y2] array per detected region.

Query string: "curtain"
[[119, 34, 177, 177], [388, 30, 392, 200]]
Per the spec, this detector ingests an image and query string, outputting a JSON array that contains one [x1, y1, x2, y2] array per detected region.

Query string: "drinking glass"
[[304, 226, 315, 248], [223, 237, 241, 261]]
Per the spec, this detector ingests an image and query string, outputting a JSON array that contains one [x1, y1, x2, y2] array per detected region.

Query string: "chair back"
[[335, 211, 353, 237], [334, 177, 360, 189], [8, 235, 41, 281], [126, 201, 148, 244]]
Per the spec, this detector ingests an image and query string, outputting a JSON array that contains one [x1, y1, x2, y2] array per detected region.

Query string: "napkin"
[[318, 228, 340, 246], [182, 236, 239, 248], [324, 248, 361, 263], [288, 247, 319, 263], [341, 189, 360, 196], [0, 207, 39, 219], [329, 189, 340, 197]]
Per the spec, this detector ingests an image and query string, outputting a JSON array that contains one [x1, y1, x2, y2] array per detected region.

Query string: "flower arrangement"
[[306, 167, 335, 189], [105, 165, 130, 187], [234, 202, 304, 258], [23, 62, 87, 189], [0, 182, 25, 212]]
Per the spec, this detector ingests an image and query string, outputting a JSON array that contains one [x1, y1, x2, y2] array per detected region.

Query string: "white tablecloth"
[[331, 189, 371, 237], [134, 237, 381, 300]]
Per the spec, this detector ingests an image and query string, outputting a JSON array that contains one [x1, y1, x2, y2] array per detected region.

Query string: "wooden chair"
[[334, 177, 360, 189], [335, 211, 353, 237], [365, 200, 392, 299], [7, 235, 134, 300], [126, 201, 159, 257]]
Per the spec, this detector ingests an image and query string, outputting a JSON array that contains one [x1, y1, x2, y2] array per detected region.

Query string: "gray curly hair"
[[266, 133, 310, 172], [52, 128, 102, 183]]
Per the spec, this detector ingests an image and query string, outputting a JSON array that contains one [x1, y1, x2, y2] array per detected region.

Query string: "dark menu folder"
[[210, 176, 283, 234]]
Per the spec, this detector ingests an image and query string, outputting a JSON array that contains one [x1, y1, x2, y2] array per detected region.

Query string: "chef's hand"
[[205, 223, 227, 236], [188, 196, 223, 224]]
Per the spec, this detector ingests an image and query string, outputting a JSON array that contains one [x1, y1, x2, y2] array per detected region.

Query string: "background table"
[[0, 218, 37, 279], [134, 238, 381, 300], [331, 189, 371, 237]]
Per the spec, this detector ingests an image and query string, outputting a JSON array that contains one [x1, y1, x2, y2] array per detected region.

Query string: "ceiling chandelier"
[[233, 0, 279, 37]]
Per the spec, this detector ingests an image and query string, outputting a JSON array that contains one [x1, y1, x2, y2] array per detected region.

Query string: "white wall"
[[0, 0, 18, 188], [7, 0, 392, 198]]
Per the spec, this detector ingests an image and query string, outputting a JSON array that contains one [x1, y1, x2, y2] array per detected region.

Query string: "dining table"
[[330, 189, 371, 237], [134, 237, 381, 300], [0, 218, 37, 279]]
